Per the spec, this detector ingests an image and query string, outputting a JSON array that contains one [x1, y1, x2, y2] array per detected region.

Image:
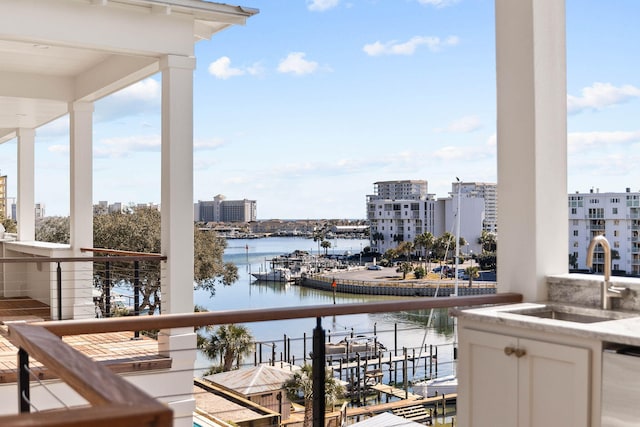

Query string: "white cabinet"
[[458, 326, 591, 427]]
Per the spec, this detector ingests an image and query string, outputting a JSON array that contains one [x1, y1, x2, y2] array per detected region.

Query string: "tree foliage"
[[35, 209, 237, 313], [283, 364, 344, 427], [199, 324, 254, 372]]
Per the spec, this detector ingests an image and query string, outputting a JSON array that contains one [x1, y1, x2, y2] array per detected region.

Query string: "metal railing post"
[[312, 316, 326, 427], [18, 348, 30, 413], [105, 261, 111, 317], [56, 262, 62, 320], [134, 260, 140, 339]]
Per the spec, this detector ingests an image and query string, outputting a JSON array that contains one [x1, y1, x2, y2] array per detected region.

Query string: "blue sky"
[[2, 0, 640, 219]]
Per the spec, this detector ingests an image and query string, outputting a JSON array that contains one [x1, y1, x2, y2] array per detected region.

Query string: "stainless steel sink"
[[504, 304, 634, 324]]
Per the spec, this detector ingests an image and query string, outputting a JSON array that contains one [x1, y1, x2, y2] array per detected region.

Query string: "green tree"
[[465, 265, 480, 287], [199, 324, 254, 372], [398, 261, 413, 279], [396, 240, 414, 261], [35, 216, 70, 243], [434, 232, 456, 262], [568, 253, 578, 270], [414, 232, 435, 269], [283, 364, 344, 427], [2, 218, 17, 234], [36, 209, 237, 313], [320, 240, 331, 255], [478, 230, 497, 253]]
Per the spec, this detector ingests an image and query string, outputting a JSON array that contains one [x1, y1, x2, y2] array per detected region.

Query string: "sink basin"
[[504, 304, 633, 324]]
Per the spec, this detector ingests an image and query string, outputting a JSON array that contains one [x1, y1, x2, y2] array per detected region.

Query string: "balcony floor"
[[0, 297, 171, 384]]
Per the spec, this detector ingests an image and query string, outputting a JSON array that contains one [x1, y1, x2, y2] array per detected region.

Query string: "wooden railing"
[[2, 292, 523, 427]]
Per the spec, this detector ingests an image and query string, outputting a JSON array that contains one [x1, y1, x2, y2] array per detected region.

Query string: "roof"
[[349, 412, 425, 427], [0, 0, 258, 143], [204, 364, 299, 396]]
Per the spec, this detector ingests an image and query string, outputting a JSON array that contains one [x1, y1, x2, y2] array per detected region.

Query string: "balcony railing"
[[1, 292, 522, 426]]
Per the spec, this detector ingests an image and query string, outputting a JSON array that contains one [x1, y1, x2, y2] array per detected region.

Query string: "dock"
[[369, 383, 423, 400]]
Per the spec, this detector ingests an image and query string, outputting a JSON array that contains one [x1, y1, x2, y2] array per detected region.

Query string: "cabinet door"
[[459, 328, 519, 427], [518, 338, 590, 427]]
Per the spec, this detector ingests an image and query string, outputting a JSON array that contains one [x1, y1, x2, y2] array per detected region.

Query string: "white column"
[[16, 128, 35, 241], [69, 101, 95, 319], [158, 54, 196, 427], [496, 0, 568, 301]]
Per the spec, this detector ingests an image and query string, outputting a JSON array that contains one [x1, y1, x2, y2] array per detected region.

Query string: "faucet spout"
[[586, 235, 623, 310]]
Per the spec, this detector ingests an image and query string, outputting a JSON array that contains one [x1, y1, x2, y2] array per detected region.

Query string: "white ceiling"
[[0, 0, 257, 143]]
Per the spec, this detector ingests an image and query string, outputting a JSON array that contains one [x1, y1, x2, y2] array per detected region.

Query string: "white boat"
[[412, 374, 457, 397], [251, 267, 291, 282]]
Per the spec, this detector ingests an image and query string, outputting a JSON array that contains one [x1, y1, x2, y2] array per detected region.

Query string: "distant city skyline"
[[0, 1, 639, 219]]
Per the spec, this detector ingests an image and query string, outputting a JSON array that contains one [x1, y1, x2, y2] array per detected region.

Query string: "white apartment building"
[[452, 181, 498, 233], [569, 188, 640, 275], [367, 180, 491, 256]]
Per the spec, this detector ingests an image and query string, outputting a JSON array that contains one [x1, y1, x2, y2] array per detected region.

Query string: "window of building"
[[614, 220, 620, 225], [613, 207, 618, 214], [573, 230, 579, 236], [573, 241, 578, 247], [614, 241, 620, 248], [571, 208, 577, 214], [611, 198, 620, 204], [614, 230, 619, 237], [590, 198, 600, 204], [393, 204, 401, 211]]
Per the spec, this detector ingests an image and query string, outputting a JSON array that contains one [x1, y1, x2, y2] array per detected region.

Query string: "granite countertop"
[[451, 302, 640, 346]]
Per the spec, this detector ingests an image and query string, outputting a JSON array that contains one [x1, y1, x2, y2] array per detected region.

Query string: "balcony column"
[[496, 0, 568, 301], [69, 101, 95, 319], [158, 54, 196, 427], [16, 128, 35, 241]]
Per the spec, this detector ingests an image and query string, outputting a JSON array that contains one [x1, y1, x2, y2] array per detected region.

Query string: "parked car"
[[367, 265, 383, 270]]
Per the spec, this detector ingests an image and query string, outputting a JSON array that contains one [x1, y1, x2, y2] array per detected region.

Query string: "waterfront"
[[193, 236, 458, 385]]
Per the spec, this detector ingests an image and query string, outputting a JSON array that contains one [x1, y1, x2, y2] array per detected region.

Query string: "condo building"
[[367, 180, 494, 256], [569, 188, 640, 275]]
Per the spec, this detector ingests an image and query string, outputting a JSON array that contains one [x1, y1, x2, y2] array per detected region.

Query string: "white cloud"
[[208, 56, 245, 79], [113, 78, 160, 102], [48, 144, 69, 153], [568, 130, 640, 152], [194, 137, 226, 151], [307, 0, 339, 12], [567, 82, 640, 114], [418, 0, 461, 8], [95, 135, 160, 158], [435, 115, 482, 133], [278, 52, 319, 75], [363, 35, 459, 56]]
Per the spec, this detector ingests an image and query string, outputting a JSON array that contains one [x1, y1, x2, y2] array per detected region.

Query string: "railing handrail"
[[33, 293, 522, 337], [7, 323, 172, 427], [81, 247, 166, 257], [0, 255, 167, 263]]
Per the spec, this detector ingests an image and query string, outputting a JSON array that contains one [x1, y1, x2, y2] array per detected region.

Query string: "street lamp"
[[428, 251, 432, 273]]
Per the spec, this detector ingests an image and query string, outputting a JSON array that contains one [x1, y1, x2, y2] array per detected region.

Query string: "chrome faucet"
[[586, 235, 626, 310]]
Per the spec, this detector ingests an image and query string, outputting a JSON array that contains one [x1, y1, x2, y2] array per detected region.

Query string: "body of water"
[[194, 236, 457, 382]]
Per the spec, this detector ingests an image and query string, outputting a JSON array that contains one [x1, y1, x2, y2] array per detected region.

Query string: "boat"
[[412, 374, 457, 397], [251, 267, 291, 282], [325, 336, 386, 361]]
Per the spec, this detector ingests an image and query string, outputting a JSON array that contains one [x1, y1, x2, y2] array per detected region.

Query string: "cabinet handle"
[[514, 348, 526, 358], [504, 346, 516, 356]]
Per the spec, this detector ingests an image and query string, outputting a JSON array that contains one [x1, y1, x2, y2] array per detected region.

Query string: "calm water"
[[194, 237, 457, 379]]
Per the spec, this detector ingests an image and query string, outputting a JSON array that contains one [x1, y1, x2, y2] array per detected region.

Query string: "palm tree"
[[321, 239, 331, 255], [465, 265, 480, 287], [396, 240, 414, 261], [414, 232, 435, 269], [398, 261, 413, 279], [283, 364, 344, 427], [199, 324, 254, 372]]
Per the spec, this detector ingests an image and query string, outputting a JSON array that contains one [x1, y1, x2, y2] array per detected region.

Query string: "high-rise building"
[[195, 194, 257, 223], [0, 175, 6, 219], [568, 188, 640, 275], [367, 180, 494, 256]]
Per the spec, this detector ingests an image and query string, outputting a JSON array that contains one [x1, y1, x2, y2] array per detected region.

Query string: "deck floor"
[[0, 297, 170, 383]]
